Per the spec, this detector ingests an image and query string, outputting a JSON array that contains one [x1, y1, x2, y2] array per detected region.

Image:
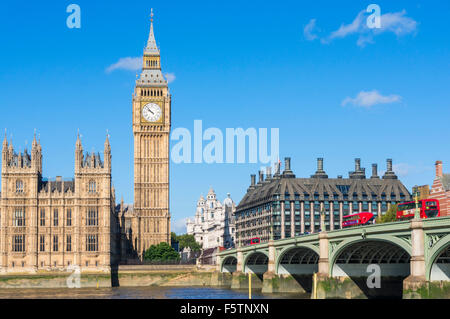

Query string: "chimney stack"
[[387, 158, 393, 172], [355, 158, 361, 171], [266, 167, 272, 180], [317, 158, 324, 171], [259, 170, 264, 183], [285, 157, 291, 171], [311, 157, 328, 178], [371, 163, 378, 178], [282, 157, 296, 178], [274, 161, 281, 177], [382, 158, 397, 179], [436, 161, 443, 178], [251, 174, 256, 186]]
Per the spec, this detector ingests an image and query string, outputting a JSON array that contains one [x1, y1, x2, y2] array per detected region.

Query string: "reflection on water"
[[0, 286, 310, 299]]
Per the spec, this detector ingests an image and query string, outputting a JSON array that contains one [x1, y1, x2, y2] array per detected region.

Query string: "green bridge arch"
[[426, 234, 450, 281], [275, 244, 320, 274], [329, 235, 412, 277]]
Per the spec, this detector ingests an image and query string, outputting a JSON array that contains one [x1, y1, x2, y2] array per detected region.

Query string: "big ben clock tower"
[[132, 10, 171, 258]]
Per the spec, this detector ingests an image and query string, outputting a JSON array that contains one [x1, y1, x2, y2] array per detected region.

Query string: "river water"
[[0, 287, 310, 299]]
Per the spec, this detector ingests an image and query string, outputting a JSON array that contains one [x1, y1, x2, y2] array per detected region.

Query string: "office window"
[[363, 201, 369, 211]]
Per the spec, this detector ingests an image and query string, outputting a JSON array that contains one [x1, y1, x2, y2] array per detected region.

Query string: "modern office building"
[[235, 157, 412, 246]]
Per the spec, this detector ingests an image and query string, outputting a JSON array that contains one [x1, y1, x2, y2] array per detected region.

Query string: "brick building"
[[429, 161, 450, 217]]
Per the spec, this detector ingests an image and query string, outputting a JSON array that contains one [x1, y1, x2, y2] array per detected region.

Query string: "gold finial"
[[150, 8, 154, 23]]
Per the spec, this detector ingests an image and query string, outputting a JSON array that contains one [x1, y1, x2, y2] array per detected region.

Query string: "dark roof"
[[83, 152, 104, 168], [39, 179, 75, 193], [237, 175, 411, 211], [441, 174, 450, 191], [9, 151, 31, 168]]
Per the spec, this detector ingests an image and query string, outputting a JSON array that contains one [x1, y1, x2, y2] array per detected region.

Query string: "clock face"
[[142, 103, 162, 122]]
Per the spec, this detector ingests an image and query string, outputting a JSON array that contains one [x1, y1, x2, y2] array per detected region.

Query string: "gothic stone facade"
[[429, 161, 450, 217], [186, 188, 236, 250], [235, 157, 412, 246], [0, 134, 117, 273]]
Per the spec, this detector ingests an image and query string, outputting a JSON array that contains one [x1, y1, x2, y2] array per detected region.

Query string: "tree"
[[176, 234, 201, 252], [144, 242, 180, 262], [376, 204, 398, 224]]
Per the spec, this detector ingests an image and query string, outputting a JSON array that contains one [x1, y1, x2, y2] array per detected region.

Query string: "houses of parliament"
[[0, 14, 171, 273]]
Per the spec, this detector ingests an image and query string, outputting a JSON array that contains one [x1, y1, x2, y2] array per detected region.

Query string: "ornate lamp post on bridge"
[[413, 185, 420, 220]]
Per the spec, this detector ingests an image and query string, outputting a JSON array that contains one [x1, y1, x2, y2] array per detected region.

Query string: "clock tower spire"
[[132, 10, 171, 259]]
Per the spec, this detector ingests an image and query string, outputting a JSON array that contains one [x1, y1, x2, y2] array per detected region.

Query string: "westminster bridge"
[[215, 216, 450, 298]]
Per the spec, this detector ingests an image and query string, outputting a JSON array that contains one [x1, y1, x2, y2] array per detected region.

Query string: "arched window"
[[88, 181, 96, 193], [16, 180, 24, 193]]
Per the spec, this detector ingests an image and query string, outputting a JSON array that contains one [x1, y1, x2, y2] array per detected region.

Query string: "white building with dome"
[[186, 188, 236, 249]]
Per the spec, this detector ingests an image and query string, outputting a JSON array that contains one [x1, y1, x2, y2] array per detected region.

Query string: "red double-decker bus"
[[396, 199, 440, 220], [250, 237, 261, 245], [342, 212, 375, 228]]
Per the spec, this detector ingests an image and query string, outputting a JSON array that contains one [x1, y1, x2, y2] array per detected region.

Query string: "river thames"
[[0, 287, 310, 299]]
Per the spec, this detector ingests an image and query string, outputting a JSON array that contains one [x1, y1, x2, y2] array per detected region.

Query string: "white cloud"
[[393, 163, 413, 177], [376, 10, 418, 36], [304, 19, 319, 41], [326, 11, 366, 42], [106, 57, 141, 73], [165, 72, 176, 84], [310, 9, 417, 47], [171, 217, 189, 235], [341, 90, 402, 108]]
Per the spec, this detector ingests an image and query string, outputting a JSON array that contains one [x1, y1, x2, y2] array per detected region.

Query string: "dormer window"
[[16, 180, 24, 193]]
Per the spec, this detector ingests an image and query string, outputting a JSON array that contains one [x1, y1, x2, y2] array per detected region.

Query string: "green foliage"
[[376, 204, 398, 224], [175, 234, 201, 252], [143, 242, 180, 262]]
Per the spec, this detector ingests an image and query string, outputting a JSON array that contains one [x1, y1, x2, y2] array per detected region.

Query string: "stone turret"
[[75, 132, 83, 173], [104, 133, 111, 172]]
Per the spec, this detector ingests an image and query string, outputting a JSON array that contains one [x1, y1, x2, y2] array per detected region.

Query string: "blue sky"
[[1, 1, 449, 233]]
